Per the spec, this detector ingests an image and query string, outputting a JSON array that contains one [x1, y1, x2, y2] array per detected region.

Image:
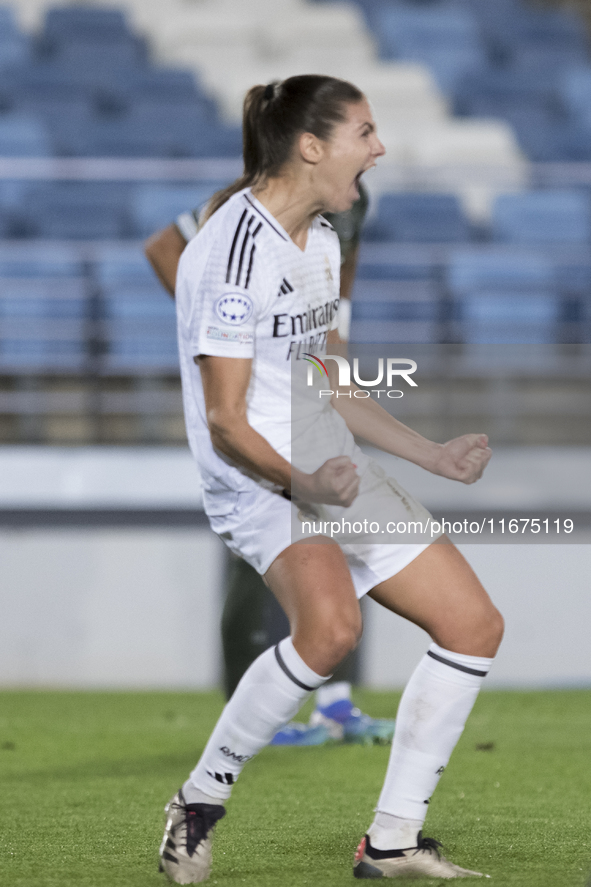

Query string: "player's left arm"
[[325, 196, 489, 484], [331, 384, 491, 484]]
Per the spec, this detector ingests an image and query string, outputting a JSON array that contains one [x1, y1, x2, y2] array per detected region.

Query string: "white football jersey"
[[176, 188, 345, 506]]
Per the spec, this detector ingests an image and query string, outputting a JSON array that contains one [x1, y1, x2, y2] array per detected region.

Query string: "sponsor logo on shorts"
[[206, 326, 253, 345], [215, 292, 253, 325]]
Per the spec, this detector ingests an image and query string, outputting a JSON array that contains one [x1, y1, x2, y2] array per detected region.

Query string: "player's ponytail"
[[202, 75, 364, 222]]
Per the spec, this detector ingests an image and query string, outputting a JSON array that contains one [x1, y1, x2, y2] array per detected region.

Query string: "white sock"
[[186, 638, 329, 800], [315, 681, 352, 709], [368, 812, 423, 851], [181, 785, 224, 806], [369, 642, 493, 849]]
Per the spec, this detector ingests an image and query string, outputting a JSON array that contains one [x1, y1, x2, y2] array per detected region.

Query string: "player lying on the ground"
[[146, 181, 396, 747], [158, 74, 503, 883]]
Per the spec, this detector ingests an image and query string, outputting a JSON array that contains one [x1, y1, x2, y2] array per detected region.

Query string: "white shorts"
[[207, 458, 441, 599]]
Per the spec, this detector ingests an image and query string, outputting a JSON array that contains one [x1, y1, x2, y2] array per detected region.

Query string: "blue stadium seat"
[[455, 67, 591, 161], [71, 117, 161, 158], [0, 65, 89, 100], [131, 183, 230, 237], [101, 283, 176, 320], [501, 7, 587, 52], [0, 278, 88, 370], [3, 89, 93, 122], [438, 3, 590, 165], [30, 204, 129, 240], [44, 105, 95, 157], [488, 106, 568, 163], [95, 246, 157, 286], [0, 339, 87, 369], [454, 68, 557, 115], [554, 260, 591, 296], [349, 319, 439, 345], [124, 109, 234, 158], [0, 33, 31, 70], [0, 279, 87, 318], [509, 45, 587, 76], [43, 7, 134, 41], [0, 114, 52, 156], [38, 7, 147, 78], [123, 68, 212, 104], [0, 208, 11, 237], [102, 337, 180, 371], [0, 179, 29, 209], [458, 290, 560, 343], [22, 184, 133, 239], [351, 281, 440, 321], [473, 1, 588, 62], [579, 295, 591, 321], [374, 6, 487, 89], [0, 77, 97, 156], [349, 278, 442, 343], [0, 5, 17, 30], [492, 191, 591, 244], [76, 115, 240, 158], [44, 38, 146, 70], [447, 248, 555, 292], [85, 69, 215, 123], [0, 180, 30, 237], [129, 96, 217, 127], [100, 283, 178, 371], [0, 245, 84, 277], [560, 66, 591, 136], [356, 261, 434, 280], [364, 193, 470, 243], [376, 7, 482, 54]]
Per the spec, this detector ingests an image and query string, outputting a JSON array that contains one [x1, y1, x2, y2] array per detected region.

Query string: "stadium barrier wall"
[[0, 447, 590, 689]]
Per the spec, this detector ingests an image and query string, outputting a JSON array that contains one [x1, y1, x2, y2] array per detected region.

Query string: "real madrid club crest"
[[324, 255, 333, 284]]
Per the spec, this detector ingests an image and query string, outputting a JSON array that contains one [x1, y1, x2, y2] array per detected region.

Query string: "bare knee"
[[433, 603, 504, 659], [327, 619, 362, 663], [294, 611, 362, 675], [486, 606, 505, 655], [458, 605, 504, 658], [318, 610, 362, 662]]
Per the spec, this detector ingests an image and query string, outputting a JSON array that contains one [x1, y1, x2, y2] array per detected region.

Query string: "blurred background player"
[[145, 182, 395, 746]]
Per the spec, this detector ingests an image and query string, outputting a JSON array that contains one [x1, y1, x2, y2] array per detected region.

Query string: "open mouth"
[[353, 170, 364, 190], [354, 161, 375, 189]]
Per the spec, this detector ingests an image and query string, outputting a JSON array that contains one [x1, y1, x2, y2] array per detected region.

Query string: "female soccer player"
[[145, 185, 396, 745], [161, 75, 503, 882]]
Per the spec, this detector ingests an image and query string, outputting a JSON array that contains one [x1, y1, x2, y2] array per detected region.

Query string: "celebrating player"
[[160, 75, 503, 882], [145, 183, 397, 746]]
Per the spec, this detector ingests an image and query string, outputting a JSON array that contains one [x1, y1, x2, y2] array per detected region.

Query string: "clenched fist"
[[431, 434, 492, 484], [292, 456, 360, 507]]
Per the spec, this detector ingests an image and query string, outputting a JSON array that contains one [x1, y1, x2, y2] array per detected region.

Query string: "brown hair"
[[203, 74, 364, 222]]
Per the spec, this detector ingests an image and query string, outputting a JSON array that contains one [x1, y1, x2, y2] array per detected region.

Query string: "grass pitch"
[[0, 689, 589, 887]]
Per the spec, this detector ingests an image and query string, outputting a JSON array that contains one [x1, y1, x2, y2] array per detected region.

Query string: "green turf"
[[0, 689, 590, 887]]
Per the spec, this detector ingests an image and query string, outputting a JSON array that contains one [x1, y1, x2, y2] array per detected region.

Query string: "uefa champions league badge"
[[214, 292, 254, 326]]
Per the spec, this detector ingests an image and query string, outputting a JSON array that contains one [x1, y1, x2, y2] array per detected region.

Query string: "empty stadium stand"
[[0, 1, 590, 444]]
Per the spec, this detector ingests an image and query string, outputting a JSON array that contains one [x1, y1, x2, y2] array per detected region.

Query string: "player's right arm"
[[199, 354, 359, 507], [144, 224, 187, 297]]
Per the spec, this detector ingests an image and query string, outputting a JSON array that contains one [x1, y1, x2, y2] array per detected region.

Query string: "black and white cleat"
[[159, 789, 226, 884], [353, 832, 487, 879]]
